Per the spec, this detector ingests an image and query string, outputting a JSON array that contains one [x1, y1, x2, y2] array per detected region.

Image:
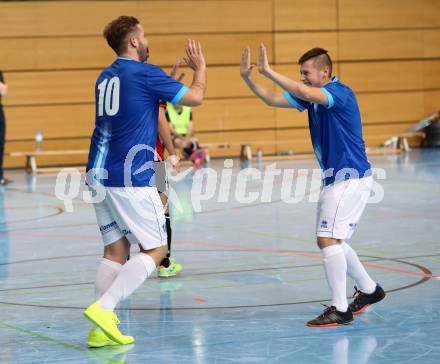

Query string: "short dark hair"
[[298, 47, 332, 77], [103, 16, 140, 55]]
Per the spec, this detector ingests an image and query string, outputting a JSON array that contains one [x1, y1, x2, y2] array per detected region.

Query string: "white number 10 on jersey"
[[97, 77, 120, 116]]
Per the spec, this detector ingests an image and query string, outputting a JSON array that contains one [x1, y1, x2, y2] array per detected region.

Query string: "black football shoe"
[[306, 305, 353, 327], [349, 284, 386, 314]]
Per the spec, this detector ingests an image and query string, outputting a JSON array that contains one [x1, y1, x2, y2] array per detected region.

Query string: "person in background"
[[155, 98, 183, 278], [0, 70, 10, 185], [165, 73, 206, 168]]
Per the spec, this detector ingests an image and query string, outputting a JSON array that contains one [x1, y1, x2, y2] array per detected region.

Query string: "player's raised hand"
[[183, 40, 206, 71], [0, 82, 7, 96], [170, 59, 185, 82], [257, 43, 270, 75], [240, 47, 255, 79]]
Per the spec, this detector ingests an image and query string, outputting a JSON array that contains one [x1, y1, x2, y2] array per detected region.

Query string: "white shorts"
[[92, 186, 167, 249], [316, 176, 373, 240]]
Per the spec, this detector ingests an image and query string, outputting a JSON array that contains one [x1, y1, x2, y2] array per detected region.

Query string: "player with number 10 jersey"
[[86, 57, 187, 187]]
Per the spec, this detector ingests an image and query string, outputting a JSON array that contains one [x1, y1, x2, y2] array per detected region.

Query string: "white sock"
[[98, 253, 157, 311], [341, 241, 376, 294], [94, 258, 123, 300], [322, 244, 348, 312]]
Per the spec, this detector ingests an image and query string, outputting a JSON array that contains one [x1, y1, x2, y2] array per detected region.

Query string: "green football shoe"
[[87, 326, 120, 348], [157, 258, 183, 278], [84, 302, 134, 345]]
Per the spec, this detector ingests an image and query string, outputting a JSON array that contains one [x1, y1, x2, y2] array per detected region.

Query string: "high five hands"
[[240, 43, 271, 79], [169, 40, 205, 81], [183, 39, 206, 71], [170, 59, 185, 82], [240, 47, 254, 79], [257, 43, 270, 75]]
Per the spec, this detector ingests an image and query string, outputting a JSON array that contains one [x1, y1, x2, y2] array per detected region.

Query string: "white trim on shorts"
[[316, 176, 373, 240], [92, 186, 167, 250]]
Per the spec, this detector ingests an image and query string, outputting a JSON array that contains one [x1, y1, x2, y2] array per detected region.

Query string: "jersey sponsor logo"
[[99, 221, 118, 233]]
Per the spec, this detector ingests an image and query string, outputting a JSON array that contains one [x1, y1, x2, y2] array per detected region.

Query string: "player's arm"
[[158, 107, 180, 171], [158, 108, 176, 156], [187, 121, 194, 138], [257, 43, 328, 106], [240, 47, 292, 108], [168, 123, 182, 138], [178, 40, 206, 107], [163, 109, 179, 137], [0, 71, 7, 96]]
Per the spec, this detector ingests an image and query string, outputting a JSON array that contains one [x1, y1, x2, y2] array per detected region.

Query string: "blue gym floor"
[[0, 149, 439, 363]]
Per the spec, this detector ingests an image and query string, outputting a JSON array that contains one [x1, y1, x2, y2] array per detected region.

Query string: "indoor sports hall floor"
[[0, 149, 439, 364]]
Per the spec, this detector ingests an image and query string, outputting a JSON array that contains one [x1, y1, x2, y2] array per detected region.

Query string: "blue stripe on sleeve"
[[282, 91, 305, 112], [321, 87, 334, 109], [171, 85, 189, 105]]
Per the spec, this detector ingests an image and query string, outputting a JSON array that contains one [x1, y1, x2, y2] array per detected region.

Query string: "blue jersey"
[[86, 57, 188, 187], [283, 77, 371, 186]]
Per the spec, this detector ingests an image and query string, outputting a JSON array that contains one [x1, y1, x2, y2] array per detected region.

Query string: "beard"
[[137, 44, 149, 63]]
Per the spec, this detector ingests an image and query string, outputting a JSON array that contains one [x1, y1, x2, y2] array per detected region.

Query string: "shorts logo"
[[122, 229, 131, 235], [99, 221, 118, 234], [320, 220, 328, 229], [349, 223, 357, 230]]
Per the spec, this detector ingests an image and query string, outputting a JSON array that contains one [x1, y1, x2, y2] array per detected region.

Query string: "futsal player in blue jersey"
[[83, 16, 206, 346], [240, 45, 385, 326]]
